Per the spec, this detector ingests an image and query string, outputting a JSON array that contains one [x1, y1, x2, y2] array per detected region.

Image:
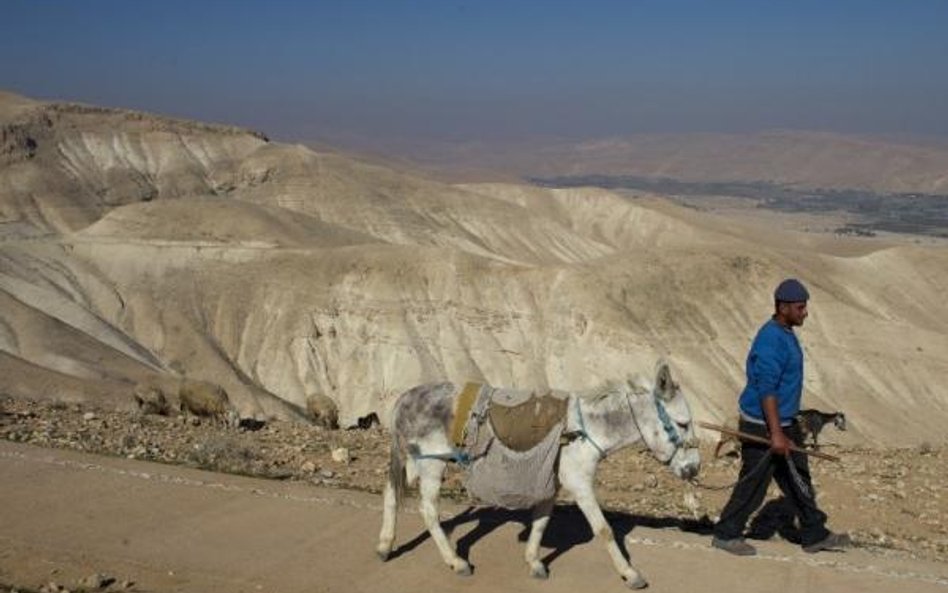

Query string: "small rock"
[[83, 412, 97, 421], [331, 447, 351, 464], [319, 469, 335, 479], [301, 461, 317, 473], [79, 573, 115, 589], [683, 490, 700, 516], [644, 474, 658, 488], [267, 468, 294, 480]]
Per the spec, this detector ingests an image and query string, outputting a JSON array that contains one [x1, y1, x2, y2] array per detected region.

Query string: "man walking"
[[712, 278, 850, 556]]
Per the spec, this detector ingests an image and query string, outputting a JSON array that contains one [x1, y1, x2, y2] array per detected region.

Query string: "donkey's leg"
[[560, 449, 648, 589], [417, 458, 472, 575], [376, 481, 398, 560], [524, 497, 555, 579], [378, 433, 411, 561]]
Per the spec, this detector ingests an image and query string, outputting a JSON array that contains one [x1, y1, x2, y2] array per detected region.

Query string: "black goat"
[[797, 409, 846, 448], [346, 411, 380, 431]]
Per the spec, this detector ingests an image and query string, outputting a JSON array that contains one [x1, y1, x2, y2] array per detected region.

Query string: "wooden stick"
[[698, 421, 840, 463]]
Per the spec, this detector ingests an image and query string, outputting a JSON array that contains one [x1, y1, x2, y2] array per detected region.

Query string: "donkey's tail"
[[388, 424, 408, 509]]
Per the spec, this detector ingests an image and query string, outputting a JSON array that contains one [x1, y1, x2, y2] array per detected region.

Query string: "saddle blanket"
[[458, 382, 569, 509]]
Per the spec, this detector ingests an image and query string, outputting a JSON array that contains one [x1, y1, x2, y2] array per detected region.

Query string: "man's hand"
[[770, 429, 792, 456], [762, 395, 792, 456]]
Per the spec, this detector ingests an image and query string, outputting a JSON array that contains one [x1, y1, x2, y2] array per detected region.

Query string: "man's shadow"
[[385, 503, 715, 572]]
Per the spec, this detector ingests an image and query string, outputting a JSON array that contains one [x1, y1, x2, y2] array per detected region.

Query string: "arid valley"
[[2, 90, 948, 592]]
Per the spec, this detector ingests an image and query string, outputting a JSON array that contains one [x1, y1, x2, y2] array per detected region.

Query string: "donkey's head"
[[632, 359, 701, 481]]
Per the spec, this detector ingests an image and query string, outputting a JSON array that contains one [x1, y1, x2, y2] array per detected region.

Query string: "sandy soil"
[[2, 397, 947, 593]]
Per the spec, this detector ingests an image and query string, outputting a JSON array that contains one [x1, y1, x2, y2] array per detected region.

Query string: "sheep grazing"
[[132, 382, 172, 416], [178, 379, 239, 427], [305, 393, 339, 429]]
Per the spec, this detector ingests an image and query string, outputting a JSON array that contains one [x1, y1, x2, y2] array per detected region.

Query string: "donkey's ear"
[[655, 359, 675, 400]]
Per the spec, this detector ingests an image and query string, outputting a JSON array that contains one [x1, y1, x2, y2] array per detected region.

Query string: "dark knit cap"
[[774, 278, 810, 302]]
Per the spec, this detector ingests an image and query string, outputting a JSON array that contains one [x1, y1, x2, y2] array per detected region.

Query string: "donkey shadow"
[[385, 503, 715, 571]]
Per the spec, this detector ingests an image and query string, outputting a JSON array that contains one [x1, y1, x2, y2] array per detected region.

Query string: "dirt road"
[[2, 440, 946, 593]]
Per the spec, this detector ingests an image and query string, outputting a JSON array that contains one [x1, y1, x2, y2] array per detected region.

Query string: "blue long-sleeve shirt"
[[738, 318, 804, 424]]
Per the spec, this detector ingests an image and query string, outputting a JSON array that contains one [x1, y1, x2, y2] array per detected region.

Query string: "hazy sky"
[[2, 1, 947, 143]]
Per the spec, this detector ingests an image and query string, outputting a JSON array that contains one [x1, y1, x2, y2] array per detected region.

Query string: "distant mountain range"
[[333, 130, 948, 194]]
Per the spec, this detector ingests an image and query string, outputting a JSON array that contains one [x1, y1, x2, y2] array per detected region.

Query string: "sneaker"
[[711, 536, 757, 556], [803, 532, 852, 554]]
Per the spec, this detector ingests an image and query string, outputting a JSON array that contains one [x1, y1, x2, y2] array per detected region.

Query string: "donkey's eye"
[[675, 421, 689, 431]]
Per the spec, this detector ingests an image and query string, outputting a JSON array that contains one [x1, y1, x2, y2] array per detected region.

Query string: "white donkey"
[[376, 360, 701, 589]]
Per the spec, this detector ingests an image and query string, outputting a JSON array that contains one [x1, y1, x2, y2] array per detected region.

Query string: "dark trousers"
[[713, 419, 830, 547]]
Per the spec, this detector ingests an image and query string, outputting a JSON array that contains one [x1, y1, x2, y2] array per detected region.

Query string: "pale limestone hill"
[[0, 241, 305, 420], [1, 92, 946, 445], [227, 143, 614, 265], [80, 197, 379, 248], [457, 183, 716, 251], [0, 92, 266, 236]]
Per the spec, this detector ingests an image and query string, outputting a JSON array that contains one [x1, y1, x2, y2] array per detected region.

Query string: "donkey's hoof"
[[376, 550, 390, 562], [452, 561, 472, 576], [530, 565, 549, 580], [625, 575, 649, 589]]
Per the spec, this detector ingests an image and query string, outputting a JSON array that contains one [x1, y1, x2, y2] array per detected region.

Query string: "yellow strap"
[[450, 382, 482, 447]]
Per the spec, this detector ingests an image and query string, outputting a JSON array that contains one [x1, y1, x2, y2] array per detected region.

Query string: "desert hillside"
[[1, 92, 946, 445]]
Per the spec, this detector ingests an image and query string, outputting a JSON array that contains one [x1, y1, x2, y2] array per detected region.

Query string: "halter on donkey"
[[376, 360, 701, 589]]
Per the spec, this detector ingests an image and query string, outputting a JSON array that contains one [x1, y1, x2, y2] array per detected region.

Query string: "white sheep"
[[305, 393, 339, 429], [132, 382, 172, 416], [178, 379, 239, 427]]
